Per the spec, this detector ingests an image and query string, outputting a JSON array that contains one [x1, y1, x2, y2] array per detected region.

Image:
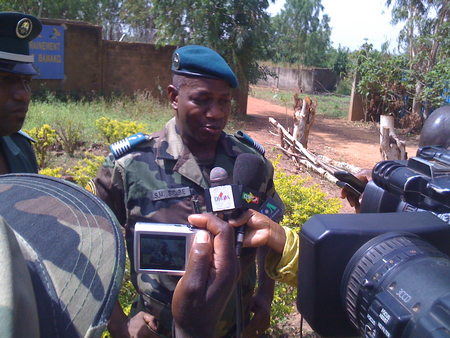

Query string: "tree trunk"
[[292, 96, 316, 148], [379, 116, 407, 160], [412, 81, 424, 121], [232, 78, 249, 116]]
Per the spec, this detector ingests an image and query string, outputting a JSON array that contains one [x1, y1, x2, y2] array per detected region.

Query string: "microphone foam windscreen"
[[210, 167, 230, 187], [233, 153, 265, 190]]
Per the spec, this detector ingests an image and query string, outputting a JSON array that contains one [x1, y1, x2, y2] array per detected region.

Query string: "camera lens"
[[342, 232, 450, 338]]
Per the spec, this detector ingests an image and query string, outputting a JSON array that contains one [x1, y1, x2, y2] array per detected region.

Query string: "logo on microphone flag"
[[210, 185, 235, 211]]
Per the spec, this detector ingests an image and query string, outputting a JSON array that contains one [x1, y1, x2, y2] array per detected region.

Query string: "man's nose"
[[206, 100, 225, 119]]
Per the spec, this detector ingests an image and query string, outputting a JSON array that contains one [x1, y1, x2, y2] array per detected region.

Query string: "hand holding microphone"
[[205, 153, 267, 257]]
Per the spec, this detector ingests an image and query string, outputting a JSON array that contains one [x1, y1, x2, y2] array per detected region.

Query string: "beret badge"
[[172, 52, 180, 70], [16, 18, 33, 39]]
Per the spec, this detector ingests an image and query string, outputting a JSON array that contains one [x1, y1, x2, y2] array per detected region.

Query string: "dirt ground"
[[243, 95, 420, 214], [242, 95, 421, 337]]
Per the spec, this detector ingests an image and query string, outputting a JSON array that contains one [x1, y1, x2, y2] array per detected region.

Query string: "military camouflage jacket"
[[94, 117, 282, 336], [0, 132, 38, 174]]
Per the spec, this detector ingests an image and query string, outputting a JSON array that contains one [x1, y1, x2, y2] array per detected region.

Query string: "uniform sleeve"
[[92, 155, 127, 226], [264, 227, 299, 287]]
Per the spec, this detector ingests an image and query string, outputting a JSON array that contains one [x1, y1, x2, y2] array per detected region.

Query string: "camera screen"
[[140, 234, 186, 271]]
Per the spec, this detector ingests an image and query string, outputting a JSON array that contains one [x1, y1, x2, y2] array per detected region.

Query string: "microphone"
[[210, 166, 231, 187], [204, 154, 267, 256], [204, 155, 265, 215], [232, 153, 265, 256]]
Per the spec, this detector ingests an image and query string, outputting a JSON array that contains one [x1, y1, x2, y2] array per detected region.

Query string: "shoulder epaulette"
[[17, 130, 36, 143], [110, 132, 152, 159], [235, 131, 265, 156]]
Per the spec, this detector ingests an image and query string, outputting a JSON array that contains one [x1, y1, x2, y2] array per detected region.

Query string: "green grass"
[[25, 91, 174, 143], [249, 85, 351, 119]]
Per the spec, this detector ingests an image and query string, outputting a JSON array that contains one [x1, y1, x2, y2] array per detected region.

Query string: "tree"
[[0, 0, 155, 42], [270, 0, 331, 68], [151, 0, 274, 116], [386, 0, 450, 119]]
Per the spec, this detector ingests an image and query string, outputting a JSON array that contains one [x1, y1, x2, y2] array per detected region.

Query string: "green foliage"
[[95, 117, 148, 144], [270, 0, 332, 68], [355, 43, 411, 119], [53, 117, 84, 157], [23, 124, 58, 169], [270, 283, 297, 329], [39, 166, 63, 178], [65, 152, 105, 188], [335, 78, 352, 96], [332, 45, 352, 78], [273, 156, 341, 233]]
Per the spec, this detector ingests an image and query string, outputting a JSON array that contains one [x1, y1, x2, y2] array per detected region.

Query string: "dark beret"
[[0, 12, 42, 76], [172, 45, 238, 89]]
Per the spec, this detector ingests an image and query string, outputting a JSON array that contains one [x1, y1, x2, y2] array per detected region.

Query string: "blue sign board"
[[29, 25, 65, 79]]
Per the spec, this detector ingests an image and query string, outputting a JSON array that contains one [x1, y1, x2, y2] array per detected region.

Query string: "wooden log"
[[292, 96, 316, 148], [269, 117, 317, 164]]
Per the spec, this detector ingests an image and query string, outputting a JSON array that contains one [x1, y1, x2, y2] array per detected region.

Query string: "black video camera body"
[[297, 146, 450, 338], [361, 146, 450, 215]]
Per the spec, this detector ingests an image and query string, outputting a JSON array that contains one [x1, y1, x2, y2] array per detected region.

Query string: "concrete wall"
[[257, 66, 337, 93], [30, 19, 175, 100]]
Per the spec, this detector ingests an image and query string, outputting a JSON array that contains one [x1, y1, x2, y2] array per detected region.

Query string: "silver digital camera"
[[134, 222, 199, 275]]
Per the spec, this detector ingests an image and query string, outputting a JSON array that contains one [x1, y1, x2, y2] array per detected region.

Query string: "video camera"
[[297, 146, 450, 337]]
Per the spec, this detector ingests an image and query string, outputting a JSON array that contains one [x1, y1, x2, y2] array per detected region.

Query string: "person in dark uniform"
[[0, 12, 42, 174]]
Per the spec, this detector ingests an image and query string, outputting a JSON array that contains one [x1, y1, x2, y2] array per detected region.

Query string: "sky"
[[267, 0, 404, 52]]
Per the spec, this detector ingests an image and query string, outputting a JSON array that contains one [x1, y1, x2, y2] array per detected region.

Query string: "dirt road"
[[244, 96, 420, 171]]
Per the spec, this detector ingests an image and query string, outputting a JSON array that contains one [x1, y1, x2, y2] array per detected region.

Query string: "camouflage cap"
[[0, 174, 125, 338], [0, 12, 42, 76], [172, 45, 238, 88]]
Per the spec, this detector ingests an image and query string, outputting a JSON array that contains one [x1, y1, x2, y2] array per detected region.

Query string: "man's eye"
[[193, 97, 208, 103]]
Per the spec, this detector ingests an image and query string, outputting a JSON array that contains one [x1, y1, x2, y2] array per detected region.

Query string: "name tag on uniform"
[[150, 187, 192, 201]]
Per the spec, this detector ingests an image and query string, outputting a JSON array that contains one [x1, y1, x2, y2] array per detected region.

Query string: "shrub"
[[23, 124, 58, 169], [65, 152, 105, 188], [95, 117, 148, 144], [38, 166, 63, 178], [53, 117, 84, 157]]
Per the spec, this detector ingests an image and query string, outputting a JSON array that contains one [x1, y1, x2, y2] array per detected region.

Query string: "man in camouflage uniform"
[[0, 12, 42, 175], [93, 45, 284, 337]]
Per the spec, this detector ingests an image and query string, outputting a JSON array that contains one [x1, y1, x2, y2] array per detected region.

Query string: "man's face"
[[169, 77, 232, 148], [0, 71, 32, 137]]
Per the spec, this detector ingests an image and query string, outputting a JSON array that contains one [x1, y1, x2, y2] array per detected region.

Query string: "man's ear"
[[168, 85, 178, 110]]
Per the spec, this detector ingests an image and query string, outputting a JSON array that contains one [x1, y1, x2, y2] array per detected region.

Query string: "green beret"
[[0, 12, 42, 76], [172, 45, 238, 89]]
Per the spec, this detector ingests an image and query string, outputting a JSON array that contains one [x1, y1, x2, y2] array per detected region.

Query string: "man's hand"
[[340, 169, 372, 213], [172, 213, 240, 338], [108, 302, 160, 338], [230, 210, 286, 254]]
